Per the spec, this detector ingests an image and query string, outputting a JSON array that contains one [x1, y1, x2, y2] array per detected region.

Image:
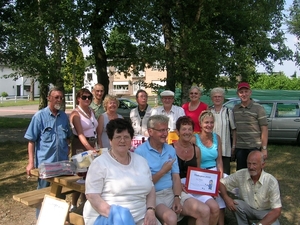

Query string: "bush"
[[1, 92, 8, 97]]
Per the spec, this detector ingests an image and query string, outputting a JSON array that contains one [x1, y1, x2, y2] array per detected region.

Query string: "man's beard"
[[54, 103, 61, 110]]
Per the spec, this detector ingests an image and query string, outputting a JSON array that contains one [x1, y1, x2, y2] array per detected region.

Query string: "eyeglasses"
[[81, 95, 92, 100], [190, 92, 199, 95], [52, 96, 64, 100], [150, 128, 170, 133], [113, 135, 131, 141]]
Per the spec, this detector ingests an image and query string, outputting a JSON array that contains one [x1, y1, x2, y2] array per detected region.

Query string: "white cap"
[[160, 90, 174, 97]]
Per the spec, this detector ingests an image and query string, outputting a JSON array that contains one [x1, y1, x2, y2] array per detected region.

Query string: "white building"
[[0, 65, 40, 97]]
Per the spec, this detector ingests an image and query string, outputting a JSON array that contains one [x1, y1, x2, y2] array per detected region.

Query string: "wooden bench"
[[68, 212, 84, 225], [13, 186, 74, 208]]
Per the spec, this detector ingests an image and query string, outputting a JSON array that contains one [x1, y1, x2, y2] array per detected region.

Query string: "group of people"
[[24, 82, 281, 225]]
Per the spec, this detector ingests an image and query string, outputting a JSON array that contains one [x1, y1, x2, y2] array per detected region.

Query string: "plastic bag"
[[39, 160, 76, 178]]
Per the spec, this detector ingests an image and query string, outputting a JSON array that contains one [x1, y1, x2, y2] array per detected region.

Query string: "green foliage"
[[63, 39, 85, 93], [1, 92, 8, 97], [288, 0, 300, 67], [251, 73, 300, 90]]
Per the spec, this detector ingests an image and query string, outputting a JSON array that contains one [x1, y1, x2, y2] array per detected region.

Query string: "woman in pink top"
[[182, 86, 208, 133], [69, 88, 98, 211]]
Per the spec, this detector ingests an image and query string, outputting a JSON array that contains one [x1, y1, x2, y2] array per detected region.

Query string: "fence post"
[[0, 96, 2, 103], [15, 96, 17, 103], [28, 95, 29, 101]]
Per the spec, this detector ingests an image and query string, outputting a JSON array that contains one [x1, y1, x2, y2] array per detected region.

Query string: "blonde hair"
[[103, 95, 119, 111], [198, 110, 214, 123]]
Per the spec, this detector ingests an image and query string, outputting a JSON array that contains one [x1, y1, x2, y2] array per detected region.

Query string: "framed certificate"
[[185, 166, 221, 197]]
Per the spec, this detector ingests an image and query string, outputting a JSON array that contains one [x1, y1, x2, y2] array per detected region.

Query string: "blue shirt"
[[24, 106, 72, 167], [195, 132, 218, 169], [135, 139, 179, 192]]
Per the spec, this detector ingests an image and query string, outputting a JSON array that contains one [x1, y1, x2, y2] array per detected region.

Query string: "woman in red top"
[[182, 86, 208, 133]]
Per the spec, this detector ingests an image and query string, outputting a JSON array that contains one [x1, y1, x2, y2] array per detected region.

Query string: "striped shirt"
[[221, 169, 282, 210], [151, 105, 185, 131], [233, 100, 267, 149]]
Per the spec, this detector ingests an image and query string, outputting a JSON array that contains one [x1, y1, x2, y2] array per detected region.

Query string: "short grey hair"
[[210, 87, 225, 97], [189, 86, 202, 94], [48, 87, 63, 96], [147, 115, 169, 128]]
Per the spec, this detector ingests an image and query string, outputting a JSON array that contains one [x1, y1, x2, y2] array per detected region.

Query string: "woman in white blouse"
[[209, 87, 236, 175]]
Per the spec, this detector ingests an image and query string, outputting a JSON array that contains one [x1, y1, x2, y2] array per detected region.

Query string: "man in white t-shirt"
[[151, 90, 185, 143]]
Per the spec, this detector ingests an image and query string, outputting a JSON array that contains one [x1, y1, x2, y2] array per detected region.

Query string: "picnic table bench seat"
[[13, 186, 74, 208]]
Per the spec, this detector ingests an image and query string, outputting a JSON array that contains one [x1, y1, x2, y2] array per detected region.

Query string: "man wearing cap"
[[232, 82, 268, 170], [90, 83, 105, 119], [151, 90, 185, 143]]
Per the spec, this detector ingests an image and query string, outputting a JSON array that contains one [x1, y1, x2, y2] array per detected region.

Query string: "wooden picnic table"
[[30, 169, 85, 197]]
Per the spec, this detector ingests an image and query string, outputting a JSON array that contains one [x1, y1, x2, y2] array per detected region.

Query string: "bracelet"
[[147, 207, 155, 212]]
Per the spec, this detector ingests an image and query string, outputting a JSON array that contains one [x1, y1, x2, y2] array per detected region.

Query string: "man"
[[130, 89, 152, 136], [219, 151, 281, 225], [90, 83, 105, 119], [233, 82, 268, 170], [135, 115, 210, 225], [151, 90, 185, 143], [24, 87, 72, 216]]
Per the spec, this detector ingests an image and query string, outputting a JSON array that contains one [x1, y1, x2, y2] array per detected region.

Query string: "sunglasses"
[[81, 95, 92, 100]]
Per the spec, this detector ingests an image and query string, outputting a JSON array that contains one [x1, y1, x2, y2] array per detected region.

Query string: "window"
[[276, 103, 299, 117], [87, 73, 92, 81], [24, 85, 30, 92]]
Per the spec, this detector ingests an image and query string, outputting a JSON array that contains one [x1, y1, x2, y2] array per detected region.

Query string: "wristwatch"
[[174, 195, 181, 199], [262, 146, 267, 150]]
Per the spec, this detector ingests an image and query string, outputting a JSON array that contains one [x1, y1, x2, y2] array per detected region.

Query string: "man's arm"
[[260, 125, 268, 159], [26, 141, 35, 176], [152, 159, 175, 184], [257, 207, 281, 225], [219, 182, 238, 211], [172, 173, 183, 213]]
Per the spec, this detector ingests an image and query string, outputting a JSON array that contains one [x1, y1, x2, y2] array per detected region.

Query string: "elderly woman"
[[173, 116, 219, 225], [83, 118, 157, 225], [192, 110, 225, 225], [97, 95, 123, 149], [209, 87, 236, 175], [182, 86, 208, 133]]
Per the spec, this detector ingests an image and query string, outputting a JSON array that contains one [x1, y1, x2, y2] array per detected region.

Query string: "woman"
[[192, 110, 225, 225], [209, 87, 236, 175], [97, 95, 123, 149], [182, 86, 208, 133], [83, 118, 157, 225], [69, 88, 98, 210], [70, 88, 98, 152], [173, 116, 219, 225]]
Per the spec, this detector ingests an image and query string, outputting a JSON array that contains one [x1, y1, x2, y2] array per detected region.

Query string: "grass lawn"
[[0, 100, 39, 107]]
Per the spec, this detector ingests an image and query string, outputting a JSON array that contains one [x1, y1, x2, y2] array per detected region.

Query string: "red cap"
[[237, 82, 250, 90]]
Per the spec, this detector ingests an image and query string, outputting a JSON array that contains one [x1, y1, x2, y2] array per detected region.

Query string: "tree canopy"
[[0, 0, 294, 104]]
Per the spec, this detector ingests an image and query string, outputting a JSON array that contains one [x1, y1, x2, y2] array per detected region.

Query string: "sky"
[[82, 0, 299, 77], [257, 0, 299, 77]]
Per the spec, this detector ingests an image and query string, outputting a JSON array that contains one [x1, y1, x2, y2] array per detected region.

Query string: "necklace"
[[110, 150, 130, 164], [78, 105, 91, 118], [178, 142, 190, 153]]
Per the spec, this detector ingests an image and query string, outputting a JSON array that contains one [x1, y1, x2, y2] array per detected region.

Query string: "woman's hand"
[[144, 209, 157, 225]]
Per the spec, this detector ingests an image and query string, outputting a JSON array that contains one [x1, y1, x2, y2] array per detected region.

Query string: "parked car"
[[222, 97, 259, 110], [258, 100, 300, 144], [224, 99, 300, 144], [117, 98, 137, 121]]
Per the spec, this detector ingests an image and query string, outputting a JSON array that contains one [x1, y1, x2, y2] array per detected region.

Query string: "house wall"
[[0, 65, 40, 97], [83, 66, 167, 97]]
